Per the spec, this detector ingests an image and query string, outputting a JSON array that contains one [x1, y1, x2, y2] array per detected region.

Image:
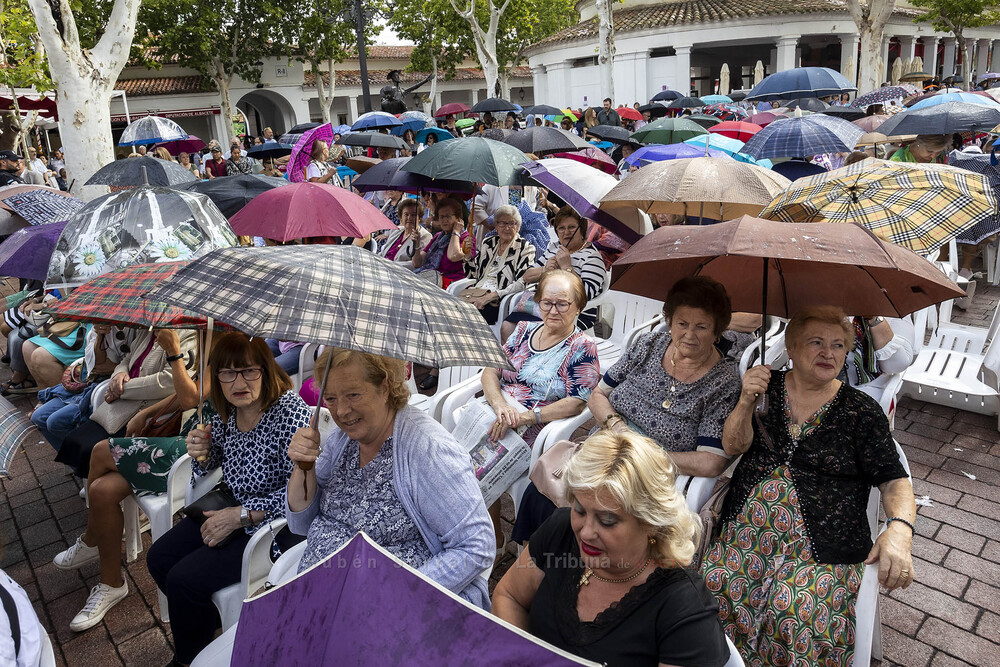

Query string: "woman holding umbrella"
[[411, 197, 476, 288], [378, 198, 432, 265], [305, 140, 340, 186], [703, 306, 915, 667]]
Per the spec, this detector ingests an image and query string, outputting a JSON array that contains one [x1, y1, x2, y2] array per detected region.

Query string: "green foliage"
[[390, 0, 470, 78], [280, 0, 381, 72], [495, 0, 576, 70], [910, 0, 1000, 34], [0, 0, 51, 90]]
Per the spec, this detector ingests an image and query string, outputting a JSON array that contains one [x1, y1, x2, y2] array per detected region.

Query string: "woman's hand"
[[155, 329, 182, 356], [489, 401, 523, 441], [553, 247, 573, 269], [125, 409, 148, 437], [739, 364, 771, 406], [186, 424, 212, 460], [93, 324, 112, 336], [201, 507, 241, 547], [865, 523, 914, 591], [106, 372, 129, 403], [287, 427, 321, 466], [609, 418, 630, 435], [472, 293, 497, 310]]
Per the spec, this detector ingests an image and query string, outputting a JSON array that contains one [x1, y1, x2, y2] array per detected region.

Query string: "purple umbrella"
[[288, 123, 334, 183], [625, 143, 729, 166], [154, 134, 207, 155], [0, 221, 67, 281], [231, 533, 596, 666]]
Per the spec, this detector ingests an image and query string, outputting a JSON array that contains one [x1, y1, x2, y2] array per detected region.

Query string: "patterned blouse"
[[602, 332, 740, 455], [463, 235, 536, 297], [192, 391, 312, 535], [298, 437, 433, 572]]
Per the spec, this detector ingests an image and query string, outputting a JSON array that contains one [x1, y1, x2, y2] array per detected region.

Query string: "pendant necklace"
[[580, 559, 650, 587]]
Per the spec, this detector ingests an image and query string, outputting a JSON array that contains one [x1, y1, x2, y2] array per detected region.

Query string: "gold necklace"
[[663, 347, 706, 409], [580, 559, 650, 587]]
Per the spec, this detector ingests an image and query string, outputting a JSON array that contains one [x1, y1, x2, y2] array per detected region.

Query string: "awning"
[[0, 96, 58, 120], [110, 107, 221, 124]]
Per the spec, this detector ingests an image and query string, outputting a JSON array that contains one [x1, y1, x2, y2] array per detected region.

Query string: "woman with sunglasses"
[[146, 333, 311, 666]]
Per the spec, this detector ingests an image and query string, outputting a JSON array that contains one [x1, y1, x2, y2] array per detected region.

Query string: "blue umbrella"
[[651, 90, 683, 102], [682, 135, 772, 167], [333, 124, 352, 135], [351, 111, 402, 131], [746, 67, 856, 102], [415, 127, 455, 144], [391, 111, 434, 137], [909, 92, 1000, 111], [877, 101, 1000, 136], [701, 94, 733, 105], [741, 115, 864, 159], [625, 143, 729, 166]]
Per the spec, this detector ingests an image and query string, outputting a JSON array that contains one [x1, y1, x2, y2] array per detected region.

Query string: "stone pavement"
[[0, 285, 997, 666]]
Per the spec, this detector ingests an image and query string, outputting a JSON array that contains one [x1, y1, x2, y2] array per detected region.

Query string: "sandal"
[[1, 378, 38, 396]]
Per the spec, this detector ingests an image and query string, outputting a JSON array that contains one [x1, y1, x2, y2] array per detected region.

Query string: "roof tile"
[[114, 75, 215, 97]]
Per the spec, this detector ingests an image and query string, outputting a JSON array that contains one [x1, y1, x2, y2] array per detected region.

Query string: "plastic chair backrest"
[[604, 291, 664, 346]]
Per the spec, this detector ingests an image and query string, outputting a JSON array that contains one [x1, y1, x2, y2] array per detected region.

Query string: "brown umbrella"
[[598, 157, 791, 223], [346, 156, 381, 174], [853, 115, 890, 133]]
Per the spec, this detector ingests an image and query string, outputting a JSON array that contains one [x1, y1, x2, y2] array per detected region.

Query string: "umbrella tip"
[[141, 165, 148, 186]]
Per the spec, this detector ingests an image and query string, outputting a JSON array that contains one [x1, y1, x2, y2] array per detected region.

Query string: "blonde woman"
[[152, 147, 174, 161], [493, 431, 730, 667]]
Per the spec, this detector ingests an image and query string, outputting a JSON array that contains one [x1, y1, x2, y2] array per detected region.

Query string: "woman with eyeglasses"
[[146, 333, 311, 666], [461, 204, 536, 325]]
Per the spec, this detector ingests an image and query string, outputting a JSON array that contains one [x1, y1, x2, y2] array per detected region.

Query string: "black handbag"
[[183, 482, 241, 548]]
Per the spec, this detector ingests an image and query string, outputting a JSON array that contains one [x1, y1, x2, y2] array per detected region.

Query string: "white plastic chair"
[[929, 302, 1000, 356], [724, 635, 746, 667], [292, 343, 324, 392], [586, 290, 663, 368], [210, 517, 289, 632], [986, 236, 999, 286]]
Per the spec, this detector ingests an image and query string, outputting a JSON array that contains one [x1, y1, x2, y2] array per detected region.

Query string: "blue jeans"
[[31, 385, 96, 452], [265, 339, 302, 375]]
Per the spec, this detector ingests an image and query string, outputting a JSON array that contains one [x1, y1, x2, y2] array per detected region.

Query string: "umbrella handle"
[[299, 348, 335, 474], [196, 320, 214, 462]]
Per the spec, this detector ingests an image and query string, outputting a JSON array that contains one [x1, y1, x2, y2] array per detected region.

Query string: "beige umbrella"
[[901, 58, 912, 76], [856, 132, 889, 147], [719, 64, 731, 96], [891, 57, 903, 84], [911, 56, 923, 73], [754, 61, 765, 86], [598, 157, 791, 222]]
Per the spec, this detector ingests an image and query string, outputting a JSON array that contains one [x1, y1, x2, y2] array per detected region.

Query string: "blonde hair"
[[152, 147, 173, 161], [314, 347, 410, 410], [563, 431, 701, 567]]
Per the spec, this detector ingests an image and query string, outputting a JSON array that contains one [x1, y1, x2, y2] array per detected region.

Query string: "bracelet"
[[603, 412, 621, 427], [165, 353, 185, 362], [885, 517, 915, 535]]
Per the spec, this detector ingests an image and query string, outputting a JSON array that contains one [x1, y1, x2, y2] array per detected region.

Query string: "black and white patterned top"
[[602, 332, 740, 456], [192, 390, 311, 534], [298, 437, 432, 571]]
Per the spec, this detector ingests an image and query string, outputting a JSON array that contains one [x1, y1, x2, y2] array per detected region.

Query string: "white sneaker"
[[70, 582, 128, 632], [53, 536, 100, 570]]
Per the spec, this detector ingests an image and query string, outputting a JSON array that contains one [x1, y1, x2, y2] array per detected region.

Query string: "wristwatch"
[[866, 316, 885, 327], [239, 507, 252, 529], [533, 406, 543, 424]]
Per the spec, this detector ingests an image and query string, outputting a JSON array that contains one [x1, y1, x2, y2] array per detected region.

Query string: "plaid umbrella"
[[288, 123, 334, 183], [741, 115, 864, 160], [145, 245, 511, 370], [118, 116, 187, 146], [946, 152, 1000, 244], [0, 395, 33, 476], [759, 157, 997, 255], [630, 117, 707, 145]]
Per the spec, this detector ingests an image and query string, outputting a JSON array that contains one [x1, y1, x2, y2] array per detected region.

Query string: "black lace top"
[[721, 371, 907, 564], [527, 509, 729, 667]]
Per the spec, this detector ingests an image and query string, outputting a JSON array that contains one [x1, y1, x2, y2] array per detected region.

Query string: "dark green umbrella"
[[401, 137, 530, 186], [630, 117, 708, 145]]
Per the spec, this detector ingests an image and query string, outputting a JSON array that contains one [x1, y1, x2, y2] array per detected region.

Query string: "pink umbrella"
[[708, 121, 764, 142], [227, 182, 396, 242], [288, 123, 333, 183], [550, 148, 617, 174], [433, 102, 471, 118], [155, 135, 207, 155], [747, 112, 787, 127]]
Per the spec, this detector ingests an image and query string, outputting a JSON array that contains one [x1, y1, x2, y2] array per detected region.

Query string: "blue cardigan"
[[286, 405, 495, 609]]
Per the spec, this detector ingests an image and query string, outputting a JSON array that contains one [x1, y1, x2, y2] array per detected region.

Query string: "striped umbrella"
[[760, 157, 997, 255]]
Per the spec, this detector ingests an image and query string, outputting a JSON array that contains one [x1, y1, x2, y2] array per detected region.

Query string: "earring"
[[649, 537, 656, 545]]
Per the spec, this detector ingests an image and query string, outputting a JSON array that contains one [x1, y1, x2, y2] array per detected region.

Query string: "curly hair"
[[313, 348, 410, 411], [785, 305, 853, 352], [563, 430, 701, 567], [663, 276, 733, 336]]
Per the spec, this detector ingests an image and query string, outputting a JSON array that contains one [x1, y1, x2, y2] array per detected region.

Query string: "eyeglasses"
[[216, 367, 263, 383], [538, 300, 573, 313], [495, 221, 518, 228]]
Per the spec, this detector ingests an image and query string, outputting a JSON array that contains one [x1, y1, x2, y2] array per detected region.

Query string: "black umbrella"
[[175, 174, 290, 218], [288, 122, 322, 134], [247, 143, 294, 159], [587, 125, 632, 143], [821, 107, 867, 121], [667, 97, 705, 109], [336, 133, 409, 150], [352, 157, 476, 195], [785, 98, 830, 112], [85, 156, 197, 187], [504, 127, 591, 155], [877, 102, 1000, 137], [651, 90, 683, 102], [471, 97, 519, 113], [522, 104, 563, 116], [729, 91, 748, 102], [482, 128, 514, 142], [687, 114, 722, 129], [638, 102, 670, 119]]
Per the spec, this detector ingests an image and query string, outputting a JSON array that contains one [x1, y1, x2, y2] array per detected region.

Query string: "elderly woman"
[[147, 334, 311, 666], [285, 348, 494, 608], [703, 306, 915, 667], [378, 198, 433, 264], [177, 152, 200, 179], [462, 204, 537, 324], [411, 196, 476, 288], [493, 430, 730, 667]]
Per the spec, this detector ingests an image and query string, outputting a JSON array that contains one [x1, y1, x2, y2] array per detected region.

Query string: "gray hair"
[[493, 204, 521, 226]]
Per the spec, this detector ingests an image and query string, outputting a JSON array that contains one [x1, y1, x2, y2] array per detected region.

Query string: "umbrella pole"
[[196, 319, 214, 462], [301, 351, 334, 495], [757, 258, 769, 416]]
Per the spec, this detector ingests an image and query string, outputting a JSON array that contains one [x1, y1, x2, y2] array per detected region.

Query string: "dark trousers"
[[147, 516, 251, 663], [54, 419, 120, 478]]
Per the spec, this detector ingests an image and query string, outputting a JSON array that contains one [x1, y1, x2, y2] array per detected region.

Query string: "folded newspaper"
[[453, 398, 532, 507]]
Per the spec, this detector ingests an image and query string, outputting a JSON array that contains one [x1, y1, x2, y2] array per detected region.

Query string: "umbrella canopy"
[[503, 127, 591, 155], [703, 103, 750, 122], [549, 148, 618, 174], [146, 245, 511, 369], [46, 186, 236, 289], [246, 143, 294, 160], [701, 95, 733, 105], [708, 121, 763, 142], [909, 91, 1000, 111], [45, 261, 232, 330], [289, 122, 322, 134], [433, 102, 471, 118], [899, 71, 934, 82], [0, 209, 28, 236], [682, 134, 757, 164], [687, 114, 723, 128], [746, 67, 856, 102], [352, 157, 476, 195], [0, 395, 34, 476], [666, 97, 705, 109], [853, 115, 890, 133], [599, 157, 790, 221], [175, 174, 290, 218], [227, 182, 395, 242], [0, 186, 84, 226], [85, 156, 197, 187], [759, 157, 997, 255], [852, 87, 913, 108], [521, 158, 643, 242], [288, 124, 334, 183], [344, 156, 381, 175], [856, 132, 889, 147], [611, 216, 963, 318], [630, 117, 707, 145], [637, 102, 671, 119], [471, 97, 518, 113], [821, 107, 867, 121], [616, 106, 643, 121], [337, 133, 409, 150], [923, 152, 1000, 245], [521, 104, 563, 116], [401, 137, 530, 186], [118, 116, 187, 146], [391, 110, 434, 136], [747, 111, 787, 127], [626, 143, 729, 166], [877, 102, 1000, 137], [741, 114, 864, 159], [651, 90, 684, 102], [154, 135, 207, 155], [785, 98, 830, 112], [586, 125, 632, 143], [351, 111, 402, 131], [415, 127, 456, 144], [0, 221, 66, 281]]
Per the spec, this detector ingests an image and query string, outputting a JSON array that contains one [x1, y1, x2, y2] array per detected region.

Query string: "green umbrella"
[[401, 137, 530, 186], [629, 117, 708, 145]]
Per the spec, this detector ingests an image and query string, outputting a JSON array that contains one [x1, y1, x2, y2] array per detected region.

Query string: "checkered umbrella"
[[946, 152, 1000, 244], [759, 157, 997, 255], [144, 245, 511, 370], [852, 87, 913, 108], [742, 115, 864, 159], [0, 395, 33, 476]]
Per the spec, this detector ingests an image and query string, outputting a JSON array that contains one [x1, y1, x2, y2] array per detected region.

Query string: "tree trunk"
[[475, 44, 500, 97], [957, 31, 970, 91], [426, 55, 438, 115], [847, 0, 895, 96], [313, 60, 331, 124], [498, 70, 511, 100], [595, 0, 615, 102], [450, 0, 507, 100], [211, 59, 238, 148]]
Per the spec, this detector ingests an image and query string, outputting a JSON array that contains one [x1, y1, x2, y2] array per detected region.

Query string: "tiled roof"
[[114, 75, 216, 97], [304, 66, 532, 88], [359, 45, 416, 59], [531, 0, 922, 48]]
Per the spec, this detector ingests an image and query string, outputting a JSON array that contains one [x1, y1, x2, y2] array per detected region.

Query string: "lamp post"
[[354, 0, 372, 113]]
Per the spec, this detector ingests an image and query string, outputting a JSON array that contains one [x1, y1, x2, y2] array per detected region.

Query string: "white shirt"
[[0, 571, 43, 667]]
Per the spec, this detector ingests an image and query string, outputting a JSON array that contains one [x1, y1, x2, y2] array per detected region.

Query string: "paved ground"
[[1, 283, 997, 666]]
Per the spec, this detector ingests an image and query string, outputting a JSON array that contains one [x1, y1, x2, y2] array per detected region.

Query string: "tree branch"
[[57, 0, 81, 53], [93, 0, 141, 70]]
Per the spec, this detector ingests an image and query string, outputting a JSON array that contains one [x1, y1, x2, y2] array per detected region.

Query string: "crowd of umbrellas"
[[0, 64, 995, 658]]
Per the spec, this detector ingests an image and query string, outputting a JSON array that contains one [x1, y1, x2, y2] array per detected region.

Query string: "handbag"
[[136, 395, 183, 438], [692, 475, 732, 569], [183, 482, 241, 548], [91, 396, 155, 434], [458, 286, 498, 305], [61, 360, 89, 394], [529, 439, 582, 507]]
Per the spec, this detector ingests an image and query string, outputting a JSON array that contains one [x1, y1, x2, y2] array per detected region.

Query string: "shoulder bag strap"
[[0, 581, 21, 658]]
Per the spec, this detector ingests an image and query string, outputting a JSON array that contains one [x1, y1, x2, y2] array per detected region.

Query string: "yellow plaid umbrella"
[[760, 157, 997, 255]]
